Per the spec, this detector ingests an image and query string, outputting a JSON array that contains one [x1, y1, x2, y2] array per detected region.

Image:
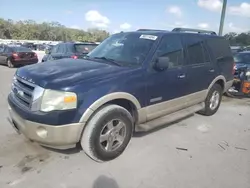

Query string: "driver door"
[[145, 34, 190, 121]]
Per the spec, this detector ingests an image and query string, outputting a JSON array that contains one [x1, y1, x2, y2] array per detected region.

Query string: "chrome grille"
[[11, 76, 36, 109]]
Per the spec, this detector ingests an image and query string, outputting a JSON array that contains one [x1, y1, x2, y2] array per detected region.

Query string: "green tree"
[[224, 31, 250, 46], [0, 18, 110, 42]]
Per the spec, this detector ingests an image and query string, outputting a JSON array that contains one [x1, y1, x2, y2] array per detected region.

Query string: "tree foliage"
[[0, 18, 249, 46], [0, 18, 110, 42], [224, 31, 250, 46]]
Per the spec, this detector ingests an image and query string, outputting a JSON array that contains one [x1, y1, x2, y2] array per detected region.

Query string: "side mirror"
[[154, 57, 169, 71]]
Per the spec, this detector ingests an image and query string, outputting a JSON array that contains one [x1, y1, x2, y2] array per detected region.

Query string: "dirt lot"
[[0, 65, 249, 188]]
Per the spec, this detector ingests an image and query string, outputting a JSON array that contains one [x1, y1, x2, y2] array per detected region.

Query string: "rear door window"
[[74, 44, 98, 54], [183, 36, 209, 65], [51, 45, 59, 54], [57, 44, 65, 53]]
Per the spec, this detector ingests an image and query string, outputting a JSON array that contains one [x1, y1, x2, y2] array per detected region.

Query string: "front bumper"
[[8, 106, 85, 149]]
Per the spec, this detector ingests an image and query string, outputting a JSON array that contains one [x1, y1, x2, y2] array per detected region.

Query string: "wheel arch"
[[79, 92, 142, 124], [207, 75, 226, 94]]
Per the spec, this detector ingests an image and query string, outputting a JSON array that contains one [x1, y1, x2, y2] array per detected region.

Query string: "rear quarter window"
[[206, 37, 232, 60]]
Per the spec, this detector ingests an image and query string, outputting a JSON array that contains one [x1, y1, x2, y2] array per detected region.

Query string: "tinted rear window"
[[206, 38, 232, 59], [234, 53, 250, 63], [13, 47, 32, 52], [74, 44, 98, 53]]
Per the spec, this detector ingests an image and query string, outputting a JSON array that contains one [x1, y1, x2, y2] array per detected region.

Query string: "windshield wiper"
[[92, 56, 122, 66]]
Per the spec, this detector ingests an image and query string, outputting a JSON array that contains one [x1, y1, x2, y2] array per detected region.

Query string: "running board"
[[135, 102, 205, 132]]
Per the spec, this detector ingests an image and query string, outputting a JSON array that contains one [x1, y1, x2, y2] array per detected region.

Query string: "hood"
[[16, 58, 129, 89]]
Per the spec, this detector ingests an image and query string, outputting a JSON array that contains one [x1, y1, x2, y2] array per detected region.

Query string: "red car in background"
[[0, 45, 38, 68]]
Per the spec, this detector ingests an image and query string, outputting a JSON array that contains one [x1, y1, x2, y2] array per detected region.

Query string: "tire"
[[81, 104, 133, 162], [198, 84, 223, 116], [7, 59, 14, 68]]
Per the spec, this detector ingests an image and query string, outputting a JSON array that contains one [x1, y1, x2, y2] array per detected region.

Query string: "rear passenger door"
[[183, 36, 216, 94]]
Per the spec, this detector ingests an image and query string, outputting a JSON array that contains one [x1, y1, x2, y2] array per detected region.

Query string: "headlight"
[[246, 71, 250, 76], [41, 89, 77, 112]]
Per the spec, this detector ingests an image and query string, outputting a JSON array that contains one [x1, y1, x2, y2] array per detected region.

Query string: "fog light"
[[36, 127, 48, 138]]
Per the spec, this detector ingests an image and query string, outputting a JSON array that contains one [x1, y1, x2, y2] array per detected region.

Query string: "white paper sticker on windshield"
[[139, 35, 158, 40]]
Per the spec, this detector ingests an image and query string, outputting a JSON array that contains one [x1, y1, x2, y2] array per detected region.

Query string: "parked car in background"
[[22, 42, 36, 50], [41, 42, 98, 62], [8, 43, 22, 47], [243, 46, 250, 51], [0, 45, 38, 68], [8, 28, 234, 162], [228, 51, 250, 95], [231, 46, 244, 54], [234, 51, 250, 75], [35, 44, 46, 51]]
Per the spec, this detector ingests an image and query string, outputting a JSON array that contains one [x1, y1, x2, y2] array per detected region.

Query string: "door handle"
[[209, 69, 215, 73], [178, 74, 186, 79]]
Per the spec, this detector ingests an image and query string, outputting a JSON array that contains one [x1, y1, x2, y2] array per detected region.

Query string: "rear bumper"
[[13, 59, 38, 65], [8, 105, 85, 149]]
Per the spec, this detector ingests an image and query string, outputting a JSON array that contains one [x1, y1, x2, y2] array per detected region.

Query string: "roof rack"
[[172, 28, 217, 35]]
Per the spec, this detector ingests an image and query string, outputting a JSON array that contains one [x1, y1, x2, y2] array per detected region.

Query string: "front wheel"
[[198, 84, 222, 116], [81, 104, 133, 162]]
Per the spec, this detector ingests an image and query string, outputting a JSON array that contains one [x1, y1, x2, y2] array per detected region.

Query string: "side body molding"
[[79, 92, 145, 123], [79, 76, 228, 127]]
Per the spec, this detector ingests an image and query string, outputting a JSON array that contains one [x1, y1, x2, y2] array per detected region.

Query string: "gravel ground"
[[0, 64, 249, 188]]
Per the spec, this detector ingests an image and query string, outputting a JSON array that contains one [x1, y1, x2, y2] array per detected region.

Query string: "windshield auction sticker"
[[139, 35, 158, 40]]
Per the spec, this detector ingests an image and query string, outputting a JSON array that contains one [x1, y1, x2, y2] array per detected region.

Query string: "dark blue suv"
[[8, 28, 234, 162]]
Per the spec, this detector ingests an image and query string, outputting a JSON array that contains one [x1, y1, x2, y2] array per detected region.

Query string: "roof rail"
[[172, 28, 217, 35], [137, 29, 167, 32]]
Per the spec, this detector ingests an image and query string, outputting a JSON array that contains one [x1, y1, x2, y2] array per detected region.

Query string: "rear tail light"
[[232, 62, 236, 75], [12, 53, 19, 59], [34, 53, 38, 58], [71, 55, 78, 59]]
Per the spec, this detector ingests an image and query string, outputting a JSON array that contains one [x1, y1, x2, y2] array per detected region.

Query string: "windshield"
[[234, 53, 250, 64], [87, 32, 158, 65], [74, 44, 98, 54]]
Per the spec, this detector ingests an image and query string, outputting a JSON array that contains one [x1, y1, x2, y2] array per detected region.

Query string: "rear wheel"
[[198, 84, 222, 116], [81, 104, 133, 162], [7, 59, 14, 68]]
